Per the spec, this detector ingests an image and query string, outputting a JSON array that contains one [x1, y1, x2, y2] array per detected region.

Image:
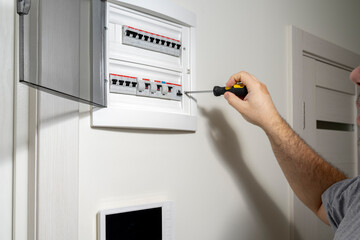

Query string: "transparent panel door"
[[18, 0, 106, 107]]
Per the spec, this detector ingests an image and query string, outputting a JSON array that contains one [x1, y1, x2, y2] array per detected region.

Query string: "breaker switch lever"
[[161, 85, 169, 95], [150, 82, 157, 93]]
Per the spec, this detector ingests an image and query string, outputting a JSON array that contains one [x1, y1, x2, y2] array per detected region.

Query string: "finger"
[[226, 74, 239, 88], [224, 92, 247, 113], [227, 71, 258, 89]]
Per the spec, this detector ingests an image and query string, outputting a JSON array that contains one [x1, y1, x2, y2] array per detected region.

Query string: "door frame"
[[288, 25, 360, 239]]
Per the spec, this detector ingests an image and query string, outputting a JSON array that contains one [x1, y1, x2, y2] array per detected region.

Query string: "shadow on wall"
[[200, 107, 300, 240]]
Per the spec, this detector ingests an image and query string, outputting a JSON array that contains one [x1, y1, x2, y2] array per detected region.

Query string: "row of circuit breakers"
[[110, 74, 183, 101], [123, 25, 182, 57], [110, 25, 183, 101]]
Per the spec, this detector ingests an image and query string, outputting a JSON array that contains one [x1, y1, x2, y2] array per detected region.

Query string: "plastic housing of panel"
[[91, 0, 197, 131]]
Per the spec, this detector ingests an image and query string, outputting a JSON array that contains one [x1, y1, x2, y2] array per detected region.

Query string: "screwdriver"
[[184, 83, 248, 99]]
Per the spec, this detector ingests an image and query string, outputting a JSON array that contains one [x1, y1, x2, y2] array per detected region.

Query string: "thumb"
[[224, 92, 247, 113]]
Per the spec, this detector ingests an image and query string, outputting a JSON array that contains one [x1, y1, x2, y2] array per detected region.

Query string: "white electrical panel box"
[[92, 0, 197, 131]]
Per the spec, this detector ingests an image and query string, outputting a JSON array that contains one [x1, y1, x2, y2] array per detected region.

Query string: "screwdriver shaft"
[[184, 90, 212, 94]]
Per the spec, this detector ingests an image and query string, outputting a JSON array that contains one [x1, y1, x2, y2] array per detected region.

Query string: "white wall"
[[0, 0, 14, 239], [78, 1, 360, 240], [1, 0, 358, 240]]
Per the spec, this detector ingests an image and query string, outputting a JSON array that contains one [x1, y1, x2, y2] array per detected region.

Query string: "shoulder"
[[321, 176, 360, 231], [323, 176, 360, 204]]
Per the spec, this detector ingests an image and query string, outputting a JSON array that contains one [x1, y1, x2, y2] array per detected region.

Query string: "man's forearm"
[[264, 116, 347, 213], [225, 71, 349, 224]]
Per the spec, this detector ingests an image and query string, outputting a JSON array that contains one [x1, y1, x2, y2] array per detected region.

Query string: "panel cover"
[[18, 0, 106, 107]]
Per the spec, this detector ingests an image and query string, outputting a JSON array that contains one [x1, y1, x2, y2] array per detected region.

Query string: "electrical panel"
[[92, 1, 197, 131]]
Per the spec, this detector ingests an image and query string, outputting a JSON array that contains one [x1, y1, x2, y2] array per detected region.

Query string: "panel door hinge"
[[17, 0, 31, 16]]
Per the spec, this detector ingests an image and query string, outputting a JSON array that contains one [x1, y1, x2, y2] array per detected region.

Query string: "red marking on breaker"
[[110, 73, 136, 79]]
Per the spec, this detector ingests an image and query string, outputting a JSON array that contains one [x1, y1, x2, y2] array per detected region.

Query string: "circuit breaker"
[[92, 0, 196, 131]]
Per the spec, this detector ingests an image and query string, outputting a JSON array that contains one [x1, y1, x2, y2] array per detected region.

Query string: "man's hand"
[[224, 71, 281, 133]]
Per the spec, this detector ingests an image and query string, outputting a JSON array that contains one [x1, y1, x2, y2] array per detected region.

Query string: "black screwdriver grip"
[[213, 86, 248, 99]]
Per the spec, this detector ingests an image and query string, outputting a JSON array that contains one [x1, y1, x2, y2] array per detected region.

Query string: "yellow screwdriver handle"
[[213, 84, 248, 99]]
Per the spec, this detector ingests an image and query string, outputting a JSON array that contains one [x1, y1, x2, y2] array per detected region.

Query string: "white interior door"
[[294, 56, 357, 240], [304, 57, 357, 177]]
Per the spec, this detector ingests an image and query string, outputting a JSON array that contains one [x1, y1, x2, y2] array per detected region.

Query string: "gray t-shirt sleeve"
[[321, 176, 360, 234]]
